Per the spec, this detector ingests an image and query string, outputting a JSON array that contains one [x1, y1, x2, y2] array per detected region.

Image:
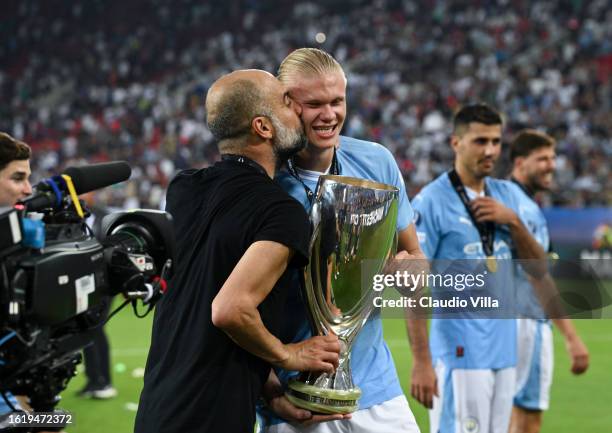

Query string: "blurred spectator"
[[1, 0, 610, 207]]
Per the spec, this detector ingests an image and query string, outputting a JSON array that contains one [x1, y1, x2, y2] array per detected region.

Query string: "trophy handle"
[[302, 221, 329, 337]]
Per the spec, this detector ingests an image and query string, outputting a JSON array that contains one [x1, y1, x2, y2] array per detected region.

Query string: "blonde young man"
[[258, 48, 435, 433]]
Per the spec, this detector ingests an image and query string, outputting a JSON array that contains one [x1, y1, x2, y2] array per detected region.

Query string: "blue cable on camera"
[[43, 177, 64, 208]]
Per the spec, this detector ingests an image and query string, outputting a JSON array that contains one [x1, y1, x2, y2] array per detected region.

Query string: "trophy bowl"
[[285, 175, 399, 414]]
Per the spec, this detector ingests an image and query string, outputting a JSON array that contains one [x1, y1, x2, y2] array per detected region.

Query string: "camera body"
[[0, 165, 175, 417]]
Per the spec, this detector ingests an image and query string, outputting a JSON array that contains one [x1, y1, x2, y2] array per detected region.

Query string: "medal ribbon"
[[286, 147, 341, 205], [448, 169, 495, 257]]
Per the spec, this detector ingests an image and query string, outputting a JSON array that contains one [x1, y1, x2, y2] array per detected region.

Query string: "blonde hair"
[[277, 48, 345, 84]]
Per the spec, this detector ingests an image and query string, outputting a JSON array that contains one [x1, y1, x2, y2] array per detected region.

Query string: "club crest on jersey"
[[459, 216, 473, 226], [462, 416, 479, 433]]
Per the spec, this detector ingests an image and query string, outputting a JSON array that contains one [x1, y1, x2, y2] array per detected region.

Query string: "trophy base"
[[286, 379, 362, 414]]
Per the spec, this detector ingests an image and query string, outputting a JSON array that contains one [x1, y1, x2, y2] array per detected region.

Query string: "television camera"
[[0, 161, 175, 430]]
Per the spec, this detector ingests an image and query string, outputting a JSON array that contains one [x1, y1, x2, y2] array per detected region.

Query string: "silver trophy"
[[286, 175, 399, 414]]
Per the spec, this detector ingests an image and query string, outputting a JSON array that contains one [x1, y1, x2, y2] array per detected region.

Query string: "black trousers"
[[83, 302, 112, 387]]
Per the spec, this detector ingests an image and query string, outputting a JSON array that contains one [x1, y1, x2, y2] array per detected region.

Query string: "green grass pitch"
[[56, 303, 611, 432]]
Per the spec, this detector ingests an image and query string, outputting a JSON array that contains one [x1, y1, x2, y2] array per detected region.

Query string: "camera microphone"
[[63, 161, 132, 195], [19, 161, 132, 212]]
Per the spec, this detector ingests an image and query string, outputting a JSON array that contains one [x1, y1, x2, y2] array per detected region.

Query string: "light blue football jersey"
[[0, 392, 20, 416], [412, 172, 525, 369], [263, 136, 414, 425], [511, 182, 550, 319]]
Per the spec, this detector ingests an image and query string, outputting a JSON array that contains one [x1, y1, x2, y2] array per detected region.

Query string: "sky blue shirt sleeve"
[[411, 191, 439, 258], [504, 182, 549, 247], [502, 181, 534, 257], [504, 182, 527, 222], [380, 146, 413, 231]]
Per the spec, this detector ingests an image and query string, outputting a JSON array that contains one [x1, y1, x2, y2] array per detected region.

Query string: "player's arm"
[[471, 197, 547, 277], [212, 240, 340, 372], [397, 225, 438, 409], [552, 318, 589, 374]]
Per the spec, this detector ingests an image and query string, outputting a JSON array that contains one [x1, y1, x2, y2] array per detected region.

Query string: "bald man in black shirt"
[[134, 70, 341, 433]]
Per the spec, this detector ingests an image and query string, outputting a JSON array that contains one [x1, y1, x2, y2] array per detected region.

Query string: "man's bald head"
[[206, 70, 279, 152]]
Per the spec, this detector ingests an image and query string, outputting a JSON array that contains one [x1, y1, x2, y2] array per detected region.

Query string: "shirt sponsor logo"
[[463, 240, 509, 256]]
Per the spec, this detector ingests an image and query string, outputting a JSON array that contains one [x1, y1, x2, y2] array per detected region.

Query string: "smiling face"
[[452, 122, 503, 180], [516, 146, 557, 191], [284, 70, 347, 152]]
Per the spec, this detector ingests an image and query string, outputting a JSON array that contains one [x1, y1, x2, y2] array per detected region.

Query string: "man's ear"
[[450, 134, 460, 152], [514, 156, 525, 172], [251, 116, 274, 140]]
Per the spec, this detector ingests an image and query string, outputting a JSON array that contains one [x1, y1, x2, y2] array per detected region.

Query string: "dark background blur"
[[1, 0, 610, 209]]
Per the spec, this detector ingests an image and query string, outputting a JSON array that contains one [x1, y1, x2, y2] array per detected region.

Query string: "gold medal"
[[486, 256, 498, 273]]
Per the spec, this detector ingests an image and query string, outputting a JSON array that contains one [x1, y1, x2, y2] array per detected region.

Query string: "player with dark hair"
[[134, 69, 341, 433], [412, 104, 547, 433], [0, 133, 67, 433], [0, 132, 32, 206], [0, 132, 32, 426], [508, 129, 589, 433]]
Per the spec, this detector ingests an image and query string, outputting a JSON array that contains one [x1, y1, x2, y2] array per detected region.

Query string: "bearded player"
[[508, 129, 589, 433]]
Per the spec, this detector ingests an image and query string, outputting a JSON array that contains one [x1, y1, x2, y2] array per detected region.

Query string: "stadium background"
[[2, 0, 610, 432]]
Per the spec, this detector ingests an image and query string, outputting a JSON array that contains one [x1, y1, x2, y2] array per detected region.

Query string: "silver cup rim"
[[318, 174, 399, 193]]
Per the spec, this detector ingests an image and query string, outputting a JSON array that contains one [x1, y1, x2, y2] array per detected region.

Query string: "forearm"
[[554, 318, 589, 374], [405, 315, 432, 364], [508, 215, 546, 260], [507, 215, 547, 277], [398, 225, 431, 363], [528, 273, 565, 318], [215, 304, 289, 366], [211, 241, 296, 366], [552, 318, 580, 342]]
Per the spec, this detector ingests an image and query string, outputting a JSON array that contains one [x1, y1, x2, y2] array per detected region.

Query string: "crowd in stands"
[[1, 0, 610, 209]]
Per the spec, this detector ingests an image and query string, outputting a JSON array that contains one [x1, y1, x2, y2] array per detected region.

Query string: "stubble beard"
[[270, 115, 308, 164]]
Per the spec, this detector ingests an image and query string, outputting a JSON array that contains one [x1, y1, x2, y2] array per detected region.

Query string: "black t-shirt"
[[134, 159, 310, 433]]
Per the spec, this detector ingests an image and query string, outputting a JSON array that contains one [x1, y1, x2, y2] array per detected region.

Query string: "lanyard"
[[448, 169, 495, 257], [221, 154, 268, 177], [286, 148, 341, 204]]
